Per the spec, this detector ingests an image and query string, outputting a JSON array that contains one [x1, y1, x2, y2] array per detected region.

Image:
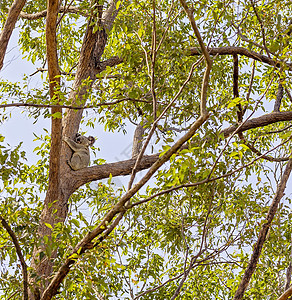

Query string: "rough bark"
[[277, 286, 292, 300], [0, 0, 27, 70], [274, 83, 284, 112]]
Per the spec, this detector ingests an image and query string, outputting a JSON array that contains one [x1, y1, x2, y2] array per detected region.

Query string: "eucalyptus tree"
[[1, 0, 292, 299]]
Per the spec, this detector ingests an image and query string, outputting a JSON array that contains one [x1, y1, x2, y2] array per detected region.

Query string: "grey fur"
[[63, 133, 95, 170]]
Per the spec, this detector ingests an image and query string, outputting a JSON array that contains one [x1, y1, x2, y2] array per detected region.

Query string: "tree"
[[0, 0, 292, 299]]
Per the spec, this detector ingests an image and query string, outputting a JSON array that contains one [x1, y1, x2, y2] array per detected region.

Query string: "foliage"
[[1, 0, 292, 299]]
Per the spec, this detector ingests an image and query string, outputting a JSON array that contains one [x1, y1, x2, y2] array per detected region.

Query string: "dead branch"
[[131, 124, 144, 159], [0, 216, 28, 300], [127, 58, 203, 190], [233, 157, 292, 300]]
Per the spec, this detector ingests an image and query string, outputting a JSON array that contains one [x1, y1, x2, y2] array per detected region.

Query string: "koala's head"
[[75, 133, 95, 147]]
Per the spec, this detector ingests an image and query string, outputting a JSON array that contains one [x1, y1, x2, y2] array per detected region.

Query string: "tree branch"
[[250, 0, 271, 58], [0, 0, 27, 70], [233, 156, 292, 300], [233, 54, 243, 122], [222, 111, 292, 138], [180, 0, 212, 116], [61, 111, 292, 191], [0, 216, 28, 300], [0, 97, 147, 110], [129, 136, 291, 209], [19, 6, 87, 20], [30, 0, 63, 294], [190, 46, 292, 70], [45, 0, 62, 207], [238, 133, 289, 162]]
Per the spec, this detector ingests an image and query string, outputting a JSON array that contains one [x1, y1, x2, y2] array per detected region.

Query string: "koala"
[[63, 133, 95, 170]]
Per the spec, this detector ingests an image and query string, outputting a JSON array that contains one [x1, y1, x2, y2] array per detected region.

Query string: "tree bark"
[[0, 0, 27, 70]]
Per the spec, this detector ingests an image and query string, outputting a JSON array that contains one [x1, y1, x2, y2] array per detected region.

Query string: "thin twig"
[[250, 0, 271, 58], [127, 58, 203, 190], [0, 98, 149, 110], [208, 74, 275, 179], [129, 135, 291, 209]]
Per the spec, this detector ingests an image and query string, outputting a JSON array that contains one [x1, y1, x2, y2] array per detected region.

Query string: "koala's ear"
[[88, 136, 95, 146]]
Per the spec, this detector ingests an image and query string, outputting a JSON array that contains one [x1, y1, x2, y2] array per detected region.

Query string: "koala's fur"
[[63, 133, 95, 170]]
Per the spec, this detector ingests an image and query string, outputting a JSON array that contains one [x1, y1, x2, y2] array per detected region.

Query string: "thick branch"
[[70, 154, 159, 191], [19, 6, 86, 20], [61, 111, 292, 191], [0, 0, 27, 70], [94, 55, 123, 74], [0, 216, 28, 300], [233, 157, 292, 300], [222, 112, 292, 137], [190, 47, 292, 70], [30, 0, 62, 294]]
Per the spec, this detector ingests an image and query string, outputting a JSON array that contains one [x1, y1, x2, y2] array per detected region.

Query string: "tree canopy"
[[1, 0, 292, 299]]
